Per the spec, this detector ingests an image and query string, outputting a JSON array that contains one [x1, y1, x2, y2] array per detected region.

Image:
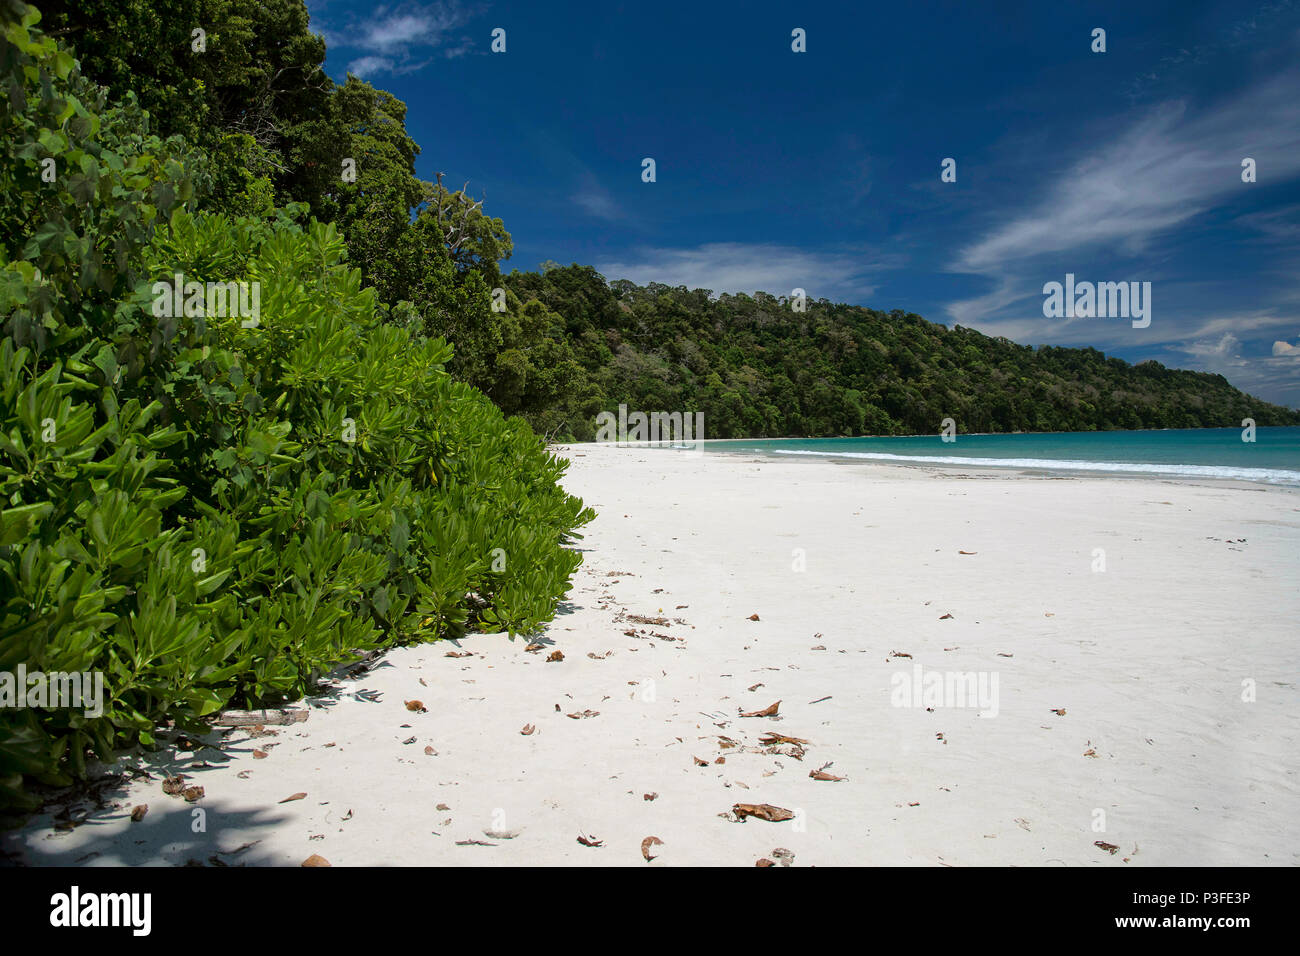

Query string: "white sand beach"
[[6, 444, 1299, 867]]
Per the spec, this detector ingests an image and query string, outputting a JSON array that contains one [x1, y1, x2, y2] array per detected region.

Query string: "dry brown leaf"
[[693, 756, 708, 766], [939, 613, 954, 620], [546, 650, 565, 662], [279, 792, 308, 804], [1083, 747, 1098, 758], [130, 805, 148, 822], [740, 700, 780, 718], [566, 710, 599, 719], [758, 732, 809, 746], [301, 854, 331, 867], [888, 650, 912, 659], [577, 834, 604, 847], [643, 792, 658, 801], [747, 613, 760, 621], [747, 683, 764, 692], [732, 803, 794, 822], [714, 756, 726, 765], [445, 651, 473, 658], [1095, 841, 1119, 855], [423, 745, 437, 756], [525, 643, 544, 652], [756, 858, 776, 867], [718, 736, 739, 749], [405, 700, 426, 713], [162, 775, 185, 795], [1051, 708, 1066, 716], [810, 768, 845, 782], [181, 786, 204, 803], [958, 550, 977, 555], [641, 836, 664, 862], [520, 724, 536, 735]]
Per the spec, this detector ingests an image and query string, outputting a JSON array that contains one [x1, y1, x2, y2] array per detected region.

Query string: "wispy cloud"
[[594, 243, 895, 303], [316, 2, 480, 78]]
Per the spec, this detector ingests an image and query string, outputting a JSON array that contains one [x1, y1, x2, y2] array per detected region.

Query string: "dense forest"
[[500, 268, 1300, 439], [1, 0, 1294, 812]]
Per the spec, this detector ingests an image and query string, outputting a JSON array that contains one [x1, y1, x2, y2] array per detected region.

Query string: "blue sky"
[[303, 0, 1300, 407]]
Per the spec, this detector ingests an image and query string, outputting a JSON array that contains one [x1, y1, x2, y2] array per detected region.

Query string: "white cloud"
[[594, 243, 891, 302], [326, 2, 478, 76]]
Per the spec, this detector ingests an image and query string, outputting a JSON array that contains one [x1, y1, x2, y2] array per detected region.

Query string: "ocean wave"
[[768, 449, 1300, 485]]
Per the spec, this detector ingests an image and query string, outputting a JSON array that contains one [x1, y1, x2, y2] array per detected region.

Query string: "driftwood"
[[212, 708, 309, 728]]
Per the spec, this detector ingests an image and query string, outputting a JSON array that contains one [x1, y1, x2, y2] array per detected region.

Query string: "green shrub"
[[0, 4, 593, 813]]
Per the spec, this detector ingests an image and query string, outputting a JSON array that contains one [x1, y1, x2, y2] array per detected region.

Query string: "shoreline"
[[5, 442, 1297, 866]]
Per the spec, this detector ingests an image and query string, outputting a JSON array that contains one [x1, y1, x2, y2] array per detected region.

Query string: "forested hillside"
[[502, 267, 1300, 440]]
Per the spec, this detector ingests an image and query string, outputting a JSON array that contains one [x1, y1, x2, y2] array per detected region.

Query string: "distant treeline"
[[500, 267, 1300, 440]]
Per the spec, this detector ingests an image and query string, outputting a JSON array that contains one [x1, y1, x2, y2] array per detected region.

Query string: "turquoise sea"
[[704, 427, 1300, 486]]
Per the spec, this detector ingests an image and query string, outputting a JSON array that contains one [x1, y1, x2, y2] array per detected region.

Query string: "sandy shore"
[[5, 444, 1298, 866]]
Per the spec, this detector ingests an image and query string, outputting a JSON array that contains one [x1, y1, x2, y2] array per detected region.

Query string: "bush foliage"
[[0, 4, 592, 812]]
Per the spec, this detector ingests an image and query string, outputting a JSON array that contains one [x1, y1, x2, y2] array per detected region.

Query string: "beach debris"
[[756, 858, 776, 866], [732, 803, 794, 823], [521, 724, 536, 735], [279, 792, 307, 804], [628, 614, 670, 626], [587, 651, 610, 659], [718, 736, 740, 749], [525, 643, 544, 653], [456, 839, 497, 847], [546, 650, 565, 662], [747, 613, 760, 621], [936, 733, 947, 745], [405, 700, 427, 713], [424, 745, 437, 756], [1044, 612, 1055, 617], [445, 651, 473, 658], [939, 613, 954, 620], [958, 550, 977, 555], [715, 757, 726, 765], [162, 775, 186, 796], [643, 793, 658, 801], [419, 678, 427, 686], [908, 802, 920, 807], [484, 828, 521, 840], [1015, 818, 1031, 831], [301, 854, 331, 867], [997, 653, 1013, 658], [810, 762, 845, 782], [252, 748, 268, 759], [237, 770, 252, 779], [748, 683, 764, 692], [693, 756, 709, 766], [740, 701, 781, 718], [771, 847, 795, 866], [811, 644, 826, 650], [641, 836, 664, 862], [676, 604, 688, 609], [182, 787, 204, 802], [577, 834, 604, 848], [1095, 841, 1120, 855], [567, 710, 600, 719], [214, 707, 309, 728], [130, 805, 148, 822], [402, 736, 417, 745], [1083, 741, 1099, 757], [888, 650, 912, 660], [759, 732, 809, 746], [808, 695, 832, 705], [1051, 708, 1066, 716]]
